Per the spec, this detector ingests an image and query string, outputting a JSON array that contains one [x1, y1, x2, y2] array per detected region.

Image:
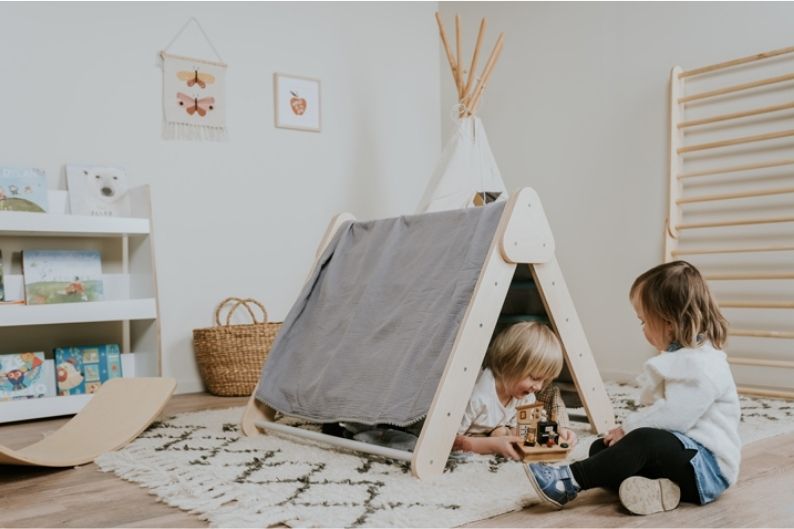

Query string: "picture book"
[[55, 344, 122, 395], [0, 352, 55, 400], [0, 167, 48, 212], [22, 250, 104, 305], [66, 165, 131, 217]]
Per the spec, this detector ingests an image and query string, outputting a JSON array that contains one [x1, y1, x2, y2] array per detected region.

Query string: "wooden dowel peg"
[[676, 215, 794, 230], [468, 33, 505, 116], [679, 72, 794, 104], [678, 129, 794, 154], [704, 272, 794, 281], [678, 101, 794, 129], [678, 159, 794, 179], [455, 14, 463, 98], [676, 186, 794, 204], [736, 386, 794, 400], [462, 18, 487, 103], [673, 244, 794, 256], [680, 45, 794, 79], [435, 12, 460, 96], [720, 300, 794, 309], [729, 329, 794, 339]]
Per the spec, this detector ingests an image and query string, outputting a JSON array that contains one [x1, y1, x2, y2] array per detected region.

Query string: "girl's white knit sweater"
[[622, 341, 742, 485]]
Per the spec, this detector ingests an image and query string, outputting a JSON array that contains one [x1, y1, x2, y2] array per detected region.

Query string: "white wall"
[[440, 2, 794, 382], [0, 2, 441, 392]]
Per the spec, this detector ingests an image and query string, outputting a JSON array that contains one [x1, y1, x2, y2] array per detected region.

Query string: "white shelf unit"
[[0, 185, 161, 423]]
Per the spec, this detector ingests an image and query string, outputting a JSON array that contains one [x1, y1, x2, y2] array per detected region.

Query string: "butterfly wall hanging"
[[160, 18, 227, 141]]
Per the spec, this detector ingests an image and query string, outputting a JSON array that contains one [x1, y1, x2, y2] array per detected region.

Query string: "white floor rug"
[[96, 383, 794, 528]]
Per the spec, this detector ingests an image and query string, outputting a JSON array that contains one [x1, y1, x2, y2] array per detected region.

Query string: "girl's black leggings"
[[569, 427, 701, 504]]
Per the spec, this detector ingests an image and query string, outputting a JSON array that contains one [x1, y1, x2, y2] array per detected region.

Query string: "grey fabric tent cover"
[[256, 202, 505, 426]]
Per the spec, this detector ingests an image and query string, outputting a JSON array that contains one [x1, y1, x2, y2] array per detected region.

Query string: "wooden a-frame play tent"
[[241, 15, 615, 480]]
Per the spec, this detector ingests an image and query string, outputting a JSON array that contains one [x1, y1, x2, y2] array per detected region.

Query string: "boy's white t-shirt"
[[458, 367, 535, 435]]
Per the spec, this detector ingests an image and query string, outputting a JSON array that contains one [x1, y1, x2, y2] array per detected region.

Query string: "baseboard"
[[175, 378, 206, 395], [600, 369, 639, 385]]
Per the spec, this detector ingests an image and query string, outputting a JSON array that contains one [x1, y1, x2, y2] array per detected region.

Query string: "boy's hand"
[[489, 426, 510, 437], [490, 435, 524, 460], [558, 427, 577, 446], [604, 427, 625, 446]]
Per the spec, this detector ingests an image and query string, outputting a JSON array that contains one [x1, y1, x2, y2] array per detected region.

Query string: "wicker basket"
[[192, 297, 282, 397]]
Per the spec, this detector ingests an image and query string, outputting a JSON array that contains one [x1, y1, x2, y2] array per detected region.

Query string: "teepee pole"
[[468, 33, 505, 116], [462, 18, 487, 104], [455, 15, 463, 98], [435, 13, 460, 95]]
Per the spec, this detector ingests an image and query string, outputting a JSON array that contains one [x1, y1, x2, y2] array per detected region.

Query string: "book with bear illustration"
[[0, 352, 56, 400], [66, 165, 130, 217], [55, 344, 123, 396]]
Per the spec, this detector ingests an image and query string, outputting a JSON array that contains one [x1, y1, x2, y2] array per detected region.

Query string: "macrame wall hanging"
[[160, 18, 228, 141]]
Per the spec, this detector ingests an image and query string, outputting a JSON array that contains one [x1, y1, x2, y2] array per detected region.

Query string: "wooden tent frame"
[[242, 187, 615, 479]]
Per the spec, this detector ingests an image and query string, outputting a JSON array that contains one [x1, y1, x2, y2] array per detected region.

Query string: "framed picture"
[[274, 73, 321, 132]]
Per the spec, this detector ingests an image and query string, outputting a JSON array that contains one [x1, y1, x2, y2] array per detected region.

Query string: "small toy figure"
[[537, 409, 559, 445]]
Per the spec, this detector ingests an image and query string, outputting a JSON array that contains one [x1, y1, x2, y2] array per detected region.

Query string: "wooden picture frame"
[[274, 73, 321, 132]]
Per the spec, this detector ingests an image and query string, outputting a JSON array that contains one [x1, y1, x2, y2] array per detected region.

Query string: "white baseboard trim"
[[600, 369, 640, 385], [175, 378, 206, 395]]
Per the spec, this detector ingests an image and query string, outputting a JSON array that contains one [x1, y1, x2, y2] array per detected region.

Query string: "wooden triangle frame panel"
[[242, 187, 615, 479]]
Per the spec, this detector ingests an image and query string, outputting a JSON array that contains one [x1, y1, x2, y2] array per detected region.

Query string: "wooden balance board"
[[0, 377, 175, 467]]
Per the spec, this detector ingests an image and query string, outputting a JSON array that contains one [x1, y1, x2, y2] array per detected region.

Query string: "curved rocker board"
[[0, 377, 176, 467]]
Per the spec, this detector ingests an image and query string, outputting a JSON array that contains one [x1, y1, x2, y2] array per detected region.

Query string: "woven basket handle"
[[214, 297, 269, 326]]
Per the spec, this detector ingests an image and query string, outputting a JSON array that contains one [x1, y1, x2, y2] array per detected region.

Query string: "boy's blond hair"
[[630, 260, 728, 349], [485, 321, 563, 385]]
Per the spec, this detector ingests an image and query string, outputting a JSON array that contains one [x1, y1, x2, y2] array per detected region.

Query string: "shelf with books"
[[0, 298, 157, 327], [0, 184, 161, 423], [1, 352, 141, 422]]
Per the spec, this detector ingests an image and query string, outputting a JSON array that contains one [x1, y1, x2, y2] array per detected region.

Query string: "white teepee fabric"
[[416, 116, 508, 214]]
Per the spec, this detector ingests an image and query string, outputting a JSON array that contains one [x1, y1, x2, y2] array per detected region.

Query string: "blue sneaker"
[[524, 462, 579, 508]]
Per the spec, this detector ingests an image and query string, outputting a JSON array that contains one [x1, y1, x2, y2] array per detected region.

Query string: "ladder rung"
[[720, 300, 794, 309], [678, 159, 794, 179], [729, 329, 794, 339], [679, 72, 794, 104], [673, 245, 794, 256], [676, 215, 794, 230], [729, 356, 794, 368], [676, 186, 794, 205], [705, 272, 794, 281], [678, 129, 794, 155]]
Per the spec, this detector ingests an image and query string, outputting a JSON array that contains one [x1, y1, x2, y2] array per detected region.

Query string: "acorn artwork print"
[[275, 74, 321, 132]]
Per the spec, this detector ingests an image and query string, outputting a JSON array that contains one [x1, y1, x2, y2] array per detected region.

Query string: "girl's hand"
[[558, 427, 577, 446], [604, 427, 625, 446]]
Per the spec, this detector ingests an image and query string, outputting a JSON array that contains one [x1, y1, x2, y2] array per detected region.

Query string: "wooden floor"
[[2, 393, 793, 528]]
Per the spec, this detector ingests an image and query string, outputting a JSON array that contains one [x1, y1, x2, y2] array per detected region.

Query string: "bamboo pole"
[[679, 159, 794, 179], [467, 33, 505, 116], [462, 18, 487, 103], [680, 45, 794, 79], [737, 386, 794, 400], [673, 244, 794, 256], [435, 12, 459, 96], [720, 300, 794, 309], [678, 101, 794, 129], [676, 186, 794, 204], [704, 272, 794, 280], [679, 72, 794, 104], [678, 129, 794, 154], [676, 215, 794, 230], [455, 14, 463, 98], [729, 329, 794, 339]]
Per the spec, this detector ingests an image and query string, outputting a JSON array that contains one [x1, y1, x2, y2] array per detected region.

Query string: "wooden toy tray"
[[518, 443, 571, 462]]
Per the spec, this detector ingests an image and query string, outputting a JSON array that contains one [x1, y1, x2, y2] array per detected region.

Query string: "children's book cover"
[[22, 250, 104, 305], [66, 165, 131, 217], [0, 167, 48, 212], [0, 352, 52, 400], [55, 344, 122, 395]]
